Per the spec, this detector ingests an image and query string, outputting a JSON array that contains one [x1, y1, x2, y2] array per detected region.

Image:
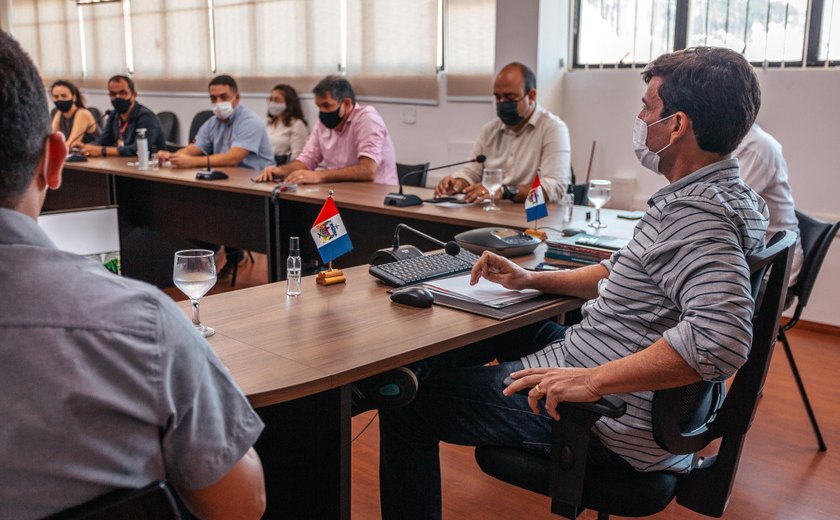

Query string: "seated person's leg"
[[379, 359, 550, 519]]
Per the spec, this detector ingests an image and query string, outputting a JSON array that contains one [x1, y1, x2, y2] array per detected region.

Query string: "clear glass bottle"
[[287, 236, 302, 296], [136, 128, 149, 170], [562, 184, 575, 222]]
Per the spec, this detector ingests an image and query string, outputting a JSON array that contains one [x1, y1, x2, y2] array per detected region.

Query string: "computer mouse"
[[390, 286, 435, 308], [561, 228, 586, 237]]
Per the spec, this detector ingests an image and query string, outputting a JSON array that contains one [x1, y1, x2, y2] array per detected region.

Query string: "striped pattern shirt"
[[522, 158, 768, 473]]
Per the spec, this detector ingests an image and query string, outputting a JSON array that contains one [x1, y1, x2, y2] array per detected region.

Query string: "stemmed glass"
[[587, 179, 612, 229], [174, 249, 217, 337], [482, 168, 504, 212]]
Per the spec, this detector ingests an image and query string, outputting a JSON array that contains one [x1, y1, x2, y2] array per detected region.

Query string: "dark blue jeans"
[[378, 320, 630, 520]]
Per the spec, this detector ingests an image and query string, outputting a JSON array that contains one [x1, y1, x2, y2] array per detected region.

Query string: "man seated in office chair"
[[734, 123, 804, 283], [158, 74, 275, 276], [157, 74, 274, 173], [254, 75, 398, 185], [434, 62, 571, 203], [0, 31, 265, 519], [80, 74, 166, 158], [378, 47, 769, 519]]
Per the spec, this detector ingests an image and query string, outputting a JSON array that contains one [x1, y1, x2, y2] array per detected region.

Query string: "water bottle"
[[287, 236, 302, 296], [136, 128, 149, 170], [562, 184, 575, 222]]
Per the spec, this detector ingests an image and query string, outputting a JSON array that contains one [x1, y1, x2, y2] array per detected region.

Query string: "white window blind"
[[213, 0, 340, 79], [9, 0, 84, 80], [688, 0, 807, 63], [130, 0, 210, 85], [345, 0, 437, 76], [79, 1, 126, 81], [445, 0, 496, 96]]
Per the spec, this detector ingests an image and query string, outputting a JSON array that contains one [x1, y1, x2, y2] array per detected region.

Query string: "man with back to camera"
[[254, 75, 398, 185], [0, 31, 266, 519], [735, 123, 804, 283], [434, 62, 572, 203], [377, 47, 769, 519], [80, 74, 166, 157], [157, 74, 274, 172]]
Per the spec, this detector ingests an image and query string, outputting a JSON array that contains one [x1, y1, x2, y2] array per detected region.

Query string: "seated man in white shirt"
[[734, 123, 804, 282], [434, 62, 572, 203]]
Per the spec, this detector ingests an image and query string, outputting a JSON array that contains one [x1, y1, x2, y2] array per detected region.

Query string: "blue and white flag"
[[525, 172, 548, 222], [310, 195, 353, 264]]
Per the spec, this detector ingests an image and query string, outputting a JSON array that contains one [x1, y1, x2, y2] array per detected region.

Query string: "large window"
[[574, 0, 840, 67], [8, 0, 494, 99]]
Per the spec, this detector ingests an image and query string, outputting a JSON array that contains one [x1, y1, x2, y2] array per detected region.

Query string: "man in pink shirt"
[[256, 75, 397, 185]]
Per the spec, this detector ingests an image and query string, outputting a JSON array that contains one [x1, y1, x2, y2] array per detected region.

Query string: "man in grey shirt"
[[0, 31, 265, 519], [378, 47, 768, 519]]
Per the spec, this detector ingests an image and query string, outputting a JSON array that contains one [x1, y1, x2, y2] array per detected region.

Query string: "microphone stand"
[[383, 155, 487, 207], [195, 147, 228, 180], [370, 223, 461, 265]]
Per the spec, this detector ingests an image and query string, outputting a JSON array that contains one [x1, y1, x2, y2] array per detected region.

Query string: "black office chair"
[[157, 111, 181, 152], [569, 168, 588, 205], [88, 106, 103, 126], [777, 210, 840, 452], [396, 162, 430, 188], [46, 480, 181, 520], [475, 231, 796, 519], [188, 110, 214, 144]]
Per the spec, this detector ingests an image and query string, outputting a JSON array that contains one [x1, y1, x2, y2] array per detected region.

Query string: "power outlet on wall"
[[401, 106, 417, 125]]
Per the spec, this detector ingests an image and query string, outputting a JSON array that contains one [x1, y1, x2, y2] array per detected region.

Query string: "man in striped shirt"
[[378, 47, 769, 519]]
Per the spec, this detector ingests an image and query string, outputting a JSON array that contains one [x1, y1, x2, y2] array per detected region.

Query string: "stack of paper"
[[423, 274, 542, 309]]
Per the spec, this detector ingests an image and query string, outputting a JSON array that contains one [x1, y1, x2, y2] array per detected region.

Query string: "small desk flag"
[[310, 194, 353, 264], [525, 172, 548, 222]]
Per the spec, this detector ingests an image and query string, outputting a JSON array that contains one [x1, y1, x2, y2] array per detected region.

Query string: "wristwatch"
[[502, 184, 519, 201], [101, 146, 107, 157]]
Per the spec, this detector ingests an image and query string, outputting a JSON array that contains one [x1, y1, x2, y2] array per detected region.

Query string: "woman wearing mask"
[[265, 84, 309, 164], [50, 80, 100, 149]]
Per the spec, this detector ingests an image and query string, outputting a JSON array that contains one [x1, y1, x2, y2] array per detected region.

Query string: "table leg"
[[255, 386, 352, 519]]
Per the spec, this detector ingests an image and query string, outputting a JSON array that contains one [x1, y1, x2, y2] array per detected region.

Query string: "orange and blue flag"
[[310, 195, 353, 263], [525, 172, 548, 221]]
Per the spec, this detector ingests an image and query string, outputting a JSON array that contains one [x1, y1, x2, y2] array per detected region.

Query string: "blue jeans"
[[378, 320, 630, 519]]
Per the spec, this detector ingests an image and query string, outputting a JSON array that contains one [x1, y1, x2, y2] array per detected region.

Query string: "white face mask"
[[212, 101, 234, 120], [268, 102, 286, 117], [633, 113, 676, 174]]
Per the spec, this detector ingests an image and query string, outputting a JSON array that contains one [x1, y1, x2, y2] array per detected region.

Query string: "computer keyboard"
[[369, 250, 480, 287]]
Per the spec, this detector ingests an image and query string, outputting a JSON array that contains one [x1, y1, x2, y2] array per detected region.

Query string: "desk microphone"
[[195, 147, 229, 181], [370, 223, 461, 265], [383, 155, 486, 207]]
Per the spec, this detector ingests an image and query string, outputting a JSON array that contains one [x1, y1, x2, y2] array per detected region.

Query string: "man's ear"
[[41, 131, 67, 190], [671, 112, 691, 141]]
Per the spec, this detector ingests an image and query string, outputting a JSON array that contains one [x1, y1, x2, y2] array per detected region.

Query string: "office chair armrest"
[[549, 396, 627, 518]]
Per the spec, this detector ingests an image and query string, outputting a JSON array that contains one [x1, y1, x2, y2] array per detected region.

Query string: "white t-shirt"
[[734, 124, 803, 282], [266, 117, 309, 161]]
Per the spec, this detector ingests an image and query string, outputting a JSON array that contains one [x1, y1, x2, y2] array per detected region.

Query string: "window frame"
[[572, 0, 840, 68]]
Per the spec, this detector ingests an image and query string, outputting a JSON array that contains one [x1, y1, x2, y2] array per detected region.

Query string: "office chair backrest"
[[45, 480, 181, 520], [157, 111, 180, 147], [568, 166, 588, 205], [88, 107, 103, 126], [397, 162, 430, 187], [789, 210, 840, 316], [654, 230, 796, 517], [188, 110, 214, 144]]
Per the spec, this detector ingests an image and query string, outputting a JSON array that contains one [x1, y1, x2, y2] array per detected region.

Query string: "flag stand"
[[316, 261, 346, 286]]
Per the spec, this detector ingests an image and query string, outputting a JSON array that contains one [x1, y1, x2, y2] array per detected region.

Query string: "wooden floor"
[[169, 253, 840, 519]]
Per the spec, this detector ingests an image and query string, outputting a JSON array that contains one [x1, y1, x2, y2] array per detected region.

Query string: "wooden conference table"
[[189, 260, 584, 519], [46, 157, 639, 286]]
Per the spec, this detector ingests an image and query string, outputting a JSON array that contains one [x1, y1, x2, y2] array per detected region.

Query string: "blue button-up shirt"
[[195, 104, 275, 171]]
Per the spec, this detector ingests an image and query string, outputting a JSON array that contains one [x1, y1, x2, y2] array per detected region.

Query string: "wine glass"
[[174, 249, 217, 337], [481, 168, 504, 212], [587, 179, 612, 229]]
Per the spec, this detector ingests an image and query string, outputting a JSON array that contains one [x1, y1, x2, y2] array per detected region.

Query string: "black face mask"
[[54, 100, 74, 113], [111, 97, 133, 115], [319, 106, 343, 129], [496, 100, 524, 127]]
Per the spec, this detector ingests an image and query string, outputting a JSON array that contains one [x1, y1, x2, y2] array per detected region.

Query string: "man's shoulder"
[[353, 104, 386, 125], [533, 106, 567, 130]]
